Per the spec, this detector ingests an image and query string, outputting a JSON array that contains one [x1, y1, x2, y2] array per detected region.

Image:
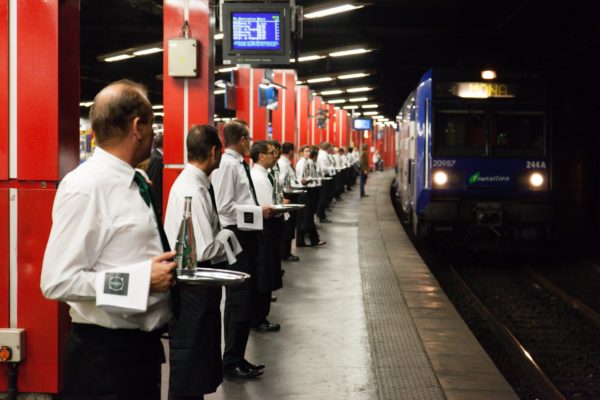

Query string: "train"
[[394, 68, 553, 243]]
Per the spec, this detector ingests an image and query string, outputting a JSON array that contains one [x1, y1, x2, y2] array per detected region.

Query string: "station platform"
[[162, 170, 517, 400]]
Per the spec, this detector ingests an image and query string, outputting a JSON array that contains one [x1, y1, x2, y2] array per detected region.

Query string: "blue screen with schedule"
[[232, 12, 281, 51]]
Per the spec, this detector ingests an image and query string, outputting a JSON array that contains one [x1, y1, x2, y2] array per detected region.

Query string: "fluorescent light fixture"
[[349, 97, 368, 102], [334, 107, 340, 110], [346, 87, 371, 93], [297, 80, 305, 84], [215, 89, 225, 95], [343, 105, 359, 109], [321, 90, 343, 95], [307, 77, 333, 83], [303, 4, 363, 19], [152, 105, 164, 110], [218, 67, 237, 73], [214, 117, 221, 122], [328, 99, 346, 104], [338, 72, 369, 80], [297, 54, 325, 62], [363, 111, 378, 116], [154, 112, 164, 117], [354, 112, 361, 116], [79, 101, 94, 107], [372, 115, 384, 119], [290, 58, 296, 63], [104, 54, 135, 62], [481, 69, 497, 80], [362, 104, 378, 108], [132, 47, 163, 56], [329, 48, 370, 57], [215, 33, 224, 40]]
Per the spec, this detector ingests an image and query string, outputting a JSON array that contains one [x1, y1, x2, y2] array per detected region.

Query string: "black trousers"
[[223, 226, 259, 368], [254, 291, 272, 323], [297, 190, 320, 245], [61, 323, 164, 400]]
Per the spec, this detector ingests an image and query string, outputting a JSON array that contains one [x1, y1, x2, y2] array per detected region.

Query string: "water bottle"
[[174, 196, 197, 276]]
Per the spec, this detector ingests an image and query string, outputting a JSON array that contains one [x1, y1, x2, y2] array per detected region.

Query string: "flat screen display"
[[353, 118, 373, 130], [232, 12, 281, 51], [259, 86, 279, 110]]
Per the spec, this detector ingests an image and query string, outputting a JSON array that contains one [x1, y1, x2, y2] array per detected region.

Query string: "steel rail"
[[448, 265, 566, 400], [527, 268, 600, 331]]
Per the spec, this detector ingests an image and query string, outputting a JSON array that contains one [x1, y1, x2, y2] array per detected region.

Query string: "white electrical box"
[[0, 328, 26, 362], [168, 38, 199, 78]]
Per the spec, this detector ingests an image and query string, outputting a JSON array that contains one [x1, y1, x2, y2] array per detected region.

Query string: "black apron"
[[257, 217, 283, 293]]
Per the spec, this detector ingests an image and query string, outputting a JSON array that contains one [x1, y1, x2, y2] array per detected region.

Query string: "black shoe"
[[224, 364, 263, 379], [284, 254, 300, 262], [242, 359, 265, 371], [320, 218, 333, 223], [361, 194, 369, 198], [252, 321, 281, 332]]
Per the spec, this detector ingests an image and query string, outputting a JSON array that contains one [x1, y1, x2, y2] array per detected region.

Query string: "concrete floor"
[[162, 188, 377, 399]]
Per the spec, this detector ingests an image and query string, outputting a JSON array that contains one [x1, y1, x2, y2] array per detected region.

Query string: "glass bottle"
[[272, 168, 284, 205], [175, 196, 197, 276]]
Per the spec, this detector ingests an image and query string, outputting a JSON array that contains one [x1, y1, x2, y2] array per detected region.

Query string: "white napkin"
[[215, 229, 243, 265], [236, 204, 263, 231], [95, 261, 151, 314]]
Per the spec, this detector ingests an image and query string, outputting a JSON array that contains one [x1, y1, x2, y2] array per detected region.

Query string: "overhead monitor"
[[259, 86, 279, 110], [353, 118, 373, 130], [222, 2, 291, 66]]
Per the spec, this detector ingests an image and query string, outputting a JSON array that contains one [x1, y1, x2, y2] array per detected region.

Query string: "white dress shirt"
[[164, 164, 227, 265], [251, 164, 274, 206], [317, 149, 336, 176], [295, 157, 309, 180], [211, 149, 258, 227], [277, 156, 296, 186], [41, 146, 170, 331]]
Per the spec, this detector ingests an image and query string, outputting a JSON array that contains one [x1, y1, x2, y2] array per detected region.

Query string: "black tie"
[[242, 160, 259, 206], [207, 184, 222, 230], [267, 172, 274, 186]]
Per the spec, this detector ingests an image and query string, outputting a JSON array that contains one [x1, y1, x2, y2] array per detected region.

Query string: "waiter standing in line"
[[41, 80, 176, 399], [250, 141, 283, 332], [164, 125, 233, 399], [211, 120, 273, 379], [278, 142, 300, 262]]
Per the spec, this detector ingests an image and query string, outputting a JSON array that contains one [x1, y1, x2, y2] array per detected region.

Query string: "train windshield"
[[491, 111, 544, 157], [433, 109, 486, 156]]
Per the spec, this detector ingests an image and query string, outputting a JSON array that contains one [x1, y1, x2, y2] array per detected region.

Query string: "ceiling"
[[81, 0, 600, 121]]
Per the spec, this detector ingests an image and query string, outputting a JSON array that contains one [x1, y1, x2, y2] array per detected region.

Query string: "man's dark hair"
[[320, 141, 332, 150], [310, 147, 319, 159], [90, 79, 152, 144], [187, 125, 222, 162], [269, 140, 281, 150], [339, 147, 345, 154], [223, 120, 249, 146], [299, 145, 309, 154], [154, 133, 163, 149], [282, 142, 294, 154], [250, 140, 269, 163]]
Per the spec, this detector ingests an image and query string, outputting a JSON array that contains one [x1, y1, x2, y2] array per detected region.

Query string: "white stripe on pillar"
[[9, 0, 17, 179], [9, 188, 17, 327]]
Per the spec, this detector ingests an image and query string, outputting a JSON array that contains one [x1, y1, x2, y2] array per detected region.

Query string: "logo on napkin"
[[104, 272, 129, 296], [244, 212, 254, 224]]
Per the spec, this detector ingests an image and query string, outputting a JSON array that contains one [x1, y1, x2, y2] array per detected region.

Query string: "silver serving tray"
[[284, 189, 307, 194], [272, 203, 305, 211], [177, 268, 250, 287]]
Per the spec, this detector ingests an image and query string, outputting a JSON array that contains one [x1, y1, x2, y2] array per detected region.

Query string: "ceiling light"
[[290, 58, 296, 63], [328, 99, 346, 104], [218, 67, 237, 73], [79, 101, 94, 107], [215, 89, 225, 95], [363, 111, 378, 116], [354, 112, 361, 116], [297, 55, 325, 62], [307, 77, 333, 83], [343, 105, 359, 110], [338, 72, 369, 80], [104, 54, 135, 62], [362, 104, 378, 109], [329, 48, 370, 57], [215, 33, 224, 40], [297, 80, 305, 84], [346, 87, 371, 93], [154, 112, 164, 117], [334, 107, 340, 110], [321, 90, 343, 95], [132, 47, 163, 56], [349, 97, 368, 102], [481, 69, 497, 80], [152, 105, 164, 110], [303, 4, 364, 19]]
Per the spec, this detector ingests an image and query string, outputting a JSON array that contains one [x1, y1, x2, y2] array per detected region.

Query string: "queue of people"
[[39, 80, 360, 399]]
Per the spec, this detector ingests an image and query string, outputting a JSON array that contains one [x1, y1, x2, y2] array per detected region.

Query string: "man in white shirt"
[[41, 80, 176, 399], [278, 142, 300, 262], [211, 120, 272, 379], [250, 141, 283, 333], [163, 125, 230, 399]]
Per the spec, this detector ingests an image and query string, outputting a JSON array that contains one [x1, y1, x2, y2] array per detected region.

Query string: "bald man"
[[41, 80, 176, 399]]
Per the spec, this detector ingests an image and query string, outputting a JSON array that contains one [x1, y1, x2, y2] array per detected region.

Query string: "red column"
[[271, 69, 296, 145], [338, 109, 349, 148], [234, 67, 267, 141], [296, 86, 309, 147], [163, 0, 214, 217], [327, 104, 335, 144], [0, 0, 79, 393]]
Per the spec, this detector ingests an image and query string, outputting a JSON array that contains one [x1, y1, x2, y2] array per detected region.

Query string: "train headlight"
[[433, 171, 449, 187], [529, 172, 544, 188]]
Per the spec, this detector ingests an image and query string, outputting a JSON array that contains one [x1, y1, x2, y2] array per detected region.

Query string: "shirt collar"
[[252, 163, 268, 175], [225, 148, 244, 162], [185, 163, 210, 188], [92, 146, 137, 186]]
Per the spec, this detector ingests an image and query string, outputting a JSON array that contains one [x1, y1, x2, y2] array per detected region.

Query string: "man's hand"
[[283, 198, 290, 204], [262, 205, 273, 219], [150, 251, 177, 292]]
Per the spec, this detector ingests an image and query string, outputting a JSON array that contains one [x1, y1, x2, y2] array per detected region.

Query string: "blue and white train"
[[394, 69, 553, 241]]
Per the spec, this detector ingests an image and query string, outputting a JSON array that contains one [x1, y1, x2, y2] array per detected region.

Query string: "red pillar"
[[271, 69, 297, 145], [0, 0, 79, 393], [163, 0, 214, 217], [296, 85, 309, 147], [234, 67, 267, 141]]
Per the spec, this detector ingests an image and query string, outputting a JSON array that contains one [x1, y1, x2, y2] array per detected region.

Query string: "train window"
[[433, 109, 486, 156], [491, 112, 544, 157]]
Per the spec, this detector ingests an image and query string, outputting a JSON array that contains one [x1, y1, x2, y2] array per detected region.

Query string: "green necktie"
[[134, 171, 153, 208]]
